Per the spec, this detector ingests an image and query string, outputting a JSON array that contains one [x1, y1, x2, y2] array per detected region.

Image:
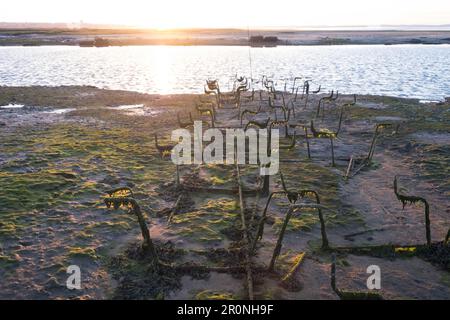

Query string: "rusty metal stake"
[[394, 176, 431, 246]]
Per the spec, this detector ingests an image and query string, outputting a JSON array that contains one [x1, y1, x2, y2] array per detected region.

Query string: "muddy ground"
[[0, 85, 448, 299]]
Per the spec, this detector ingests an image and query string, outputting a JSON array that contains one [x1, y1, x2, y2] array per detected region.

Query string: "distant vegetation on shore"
[[0, 28, 450, 46]]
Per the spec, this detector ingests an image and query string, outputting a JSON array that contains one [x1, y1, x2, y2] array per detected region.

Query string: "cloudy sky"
[[1, 0, 450, 28]]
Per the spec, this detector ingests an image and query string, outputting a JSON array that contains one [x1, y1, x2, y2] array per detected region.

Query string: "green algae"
[[68, 246, 98, 259], [0, 121, 175, 241], [86, 220, 133, 232], [195, 290, 235, 300], [171, 198, 239, 243], [202, 164, 234, 186], [273, 211, 319, 232], [440, 273, 450, 288], [0, 86, 448, 299], [0, 171, 78, 211], [278, 162, 339, 206], [0, 254, 20, 269], [414, 144, 450, 194]]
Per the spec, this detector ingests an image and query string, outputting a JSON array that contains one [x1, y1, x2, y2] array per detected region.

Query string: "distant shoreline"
[[1, 29, 450, 46]]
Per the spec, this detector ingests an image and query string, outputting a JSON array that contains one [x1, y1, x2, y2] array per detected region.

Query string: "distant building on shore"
[[79, 37, 110, 47], [249, 35, 279, 47]]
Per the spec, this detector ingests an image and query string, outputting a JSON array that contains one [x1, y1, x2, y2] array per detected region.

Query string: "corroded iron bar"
[[236, 163, 254, 300], [104, 195, 158, 266], [394, 176, 431, 246], [268, 203, 332, 271]]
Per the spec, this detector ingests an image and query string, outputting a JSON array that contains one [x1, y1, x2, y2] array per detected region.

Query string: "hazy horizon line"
[[1, 21, 450, 31]]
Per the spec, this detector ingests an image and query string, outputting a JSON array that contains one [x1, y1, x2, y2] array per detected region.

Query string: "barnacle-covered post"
[[104, 188, 159, 264], [393, 176, 431, 246]]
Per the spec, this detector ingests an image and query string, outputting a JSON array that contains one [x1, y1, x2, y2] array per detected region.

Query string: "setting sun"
[[2, 0, 450, 28]]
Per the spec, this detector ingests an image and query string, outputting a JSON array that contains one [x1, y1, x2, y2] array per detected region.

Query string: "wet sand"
[[0, 85, 449, 299]]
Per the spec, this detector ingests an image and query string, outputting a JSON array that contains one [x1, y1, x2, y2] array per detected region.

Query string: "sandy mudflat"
[[0, 85, 449, 299]]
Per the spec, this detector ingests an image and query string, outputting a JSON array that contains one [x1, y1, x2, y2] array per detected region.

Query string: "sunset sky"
[[1, 0, 450, 29]]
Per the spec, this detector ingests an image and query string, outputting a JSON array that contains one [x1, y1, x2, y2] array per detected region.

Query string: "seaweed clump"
[[107, 241, 189, 300]]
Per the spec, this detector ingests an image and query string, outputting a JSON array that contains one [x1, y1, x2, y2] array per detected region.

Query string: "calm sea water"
[[0, 45, 449, 101]]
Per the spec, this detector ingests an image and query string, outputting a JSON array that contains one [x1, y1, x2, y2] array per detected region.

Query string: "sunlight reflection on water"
[[0, 44, 449, 100]]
